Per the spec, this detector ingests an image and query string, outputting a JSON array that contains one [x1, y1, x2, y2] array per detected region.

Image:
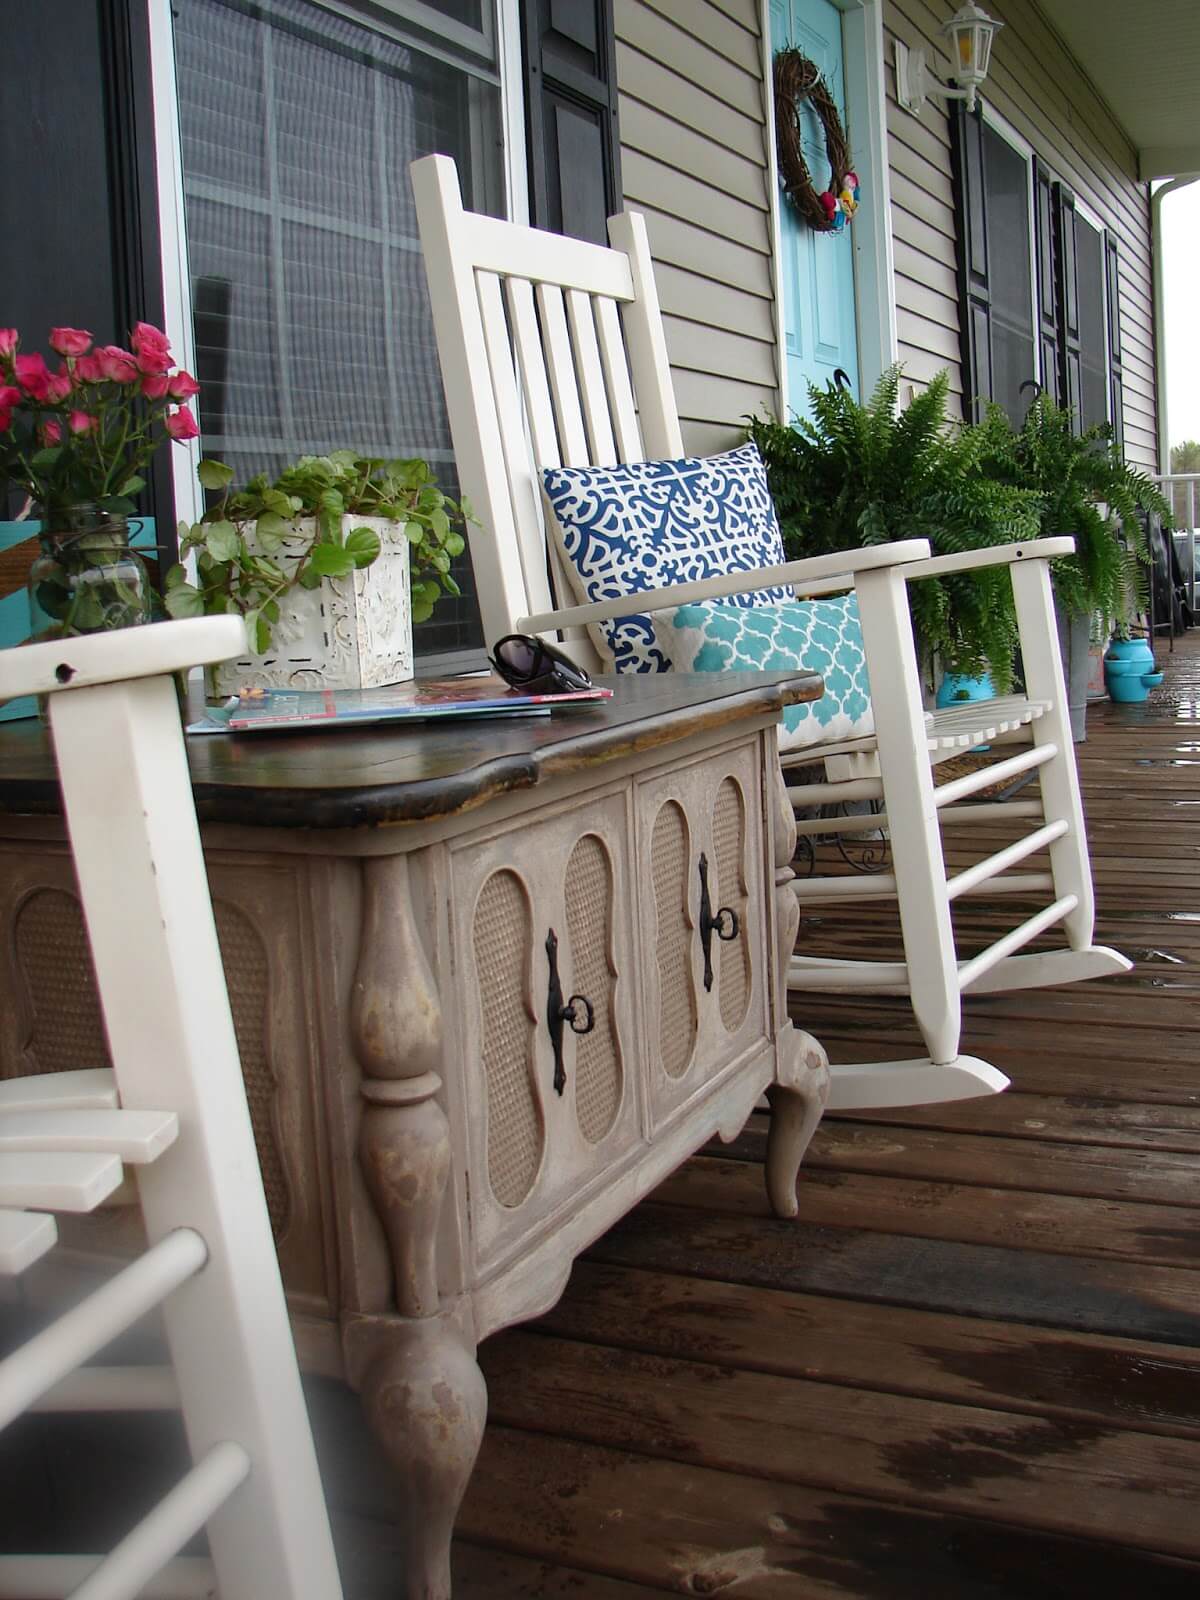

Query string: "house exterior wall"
[[614, 0, 1156, 471], [885, 0, 1157, 469], [615, 0, 781, 454]]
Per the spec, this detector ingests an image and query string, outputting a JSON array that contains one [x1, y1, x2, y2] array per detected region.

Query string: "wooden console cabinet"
[[0, 671, 828, 1598]]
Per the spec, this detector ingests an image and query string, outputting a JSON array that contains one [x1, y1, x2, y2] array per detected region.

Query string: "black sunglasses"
[[488, 634, 594, 696]]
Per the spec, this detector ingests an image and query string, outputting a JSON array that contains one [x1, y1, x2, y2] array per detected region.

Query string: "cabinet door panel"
[[637, 740, 770, 1132], [449, 791, 638, 1271], [473, 868, 543, 1209], [649, 799, 700, 1083], [564, 831, 624, 1145], [712, 774, 753, 1037]]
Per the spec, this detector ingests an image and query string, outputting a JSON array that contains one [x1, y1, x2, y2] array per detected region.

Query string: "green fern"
[[976, 396, 1171, 636], [746, 368, 1041, 687]]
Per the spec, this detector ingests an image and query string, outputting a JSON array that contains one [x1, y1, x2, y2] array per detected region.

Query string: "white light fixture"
[[895, 2, 1002, 117]]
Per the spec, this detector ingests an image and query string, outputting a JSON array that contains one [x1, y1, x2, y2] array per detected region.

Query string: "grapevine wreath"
[[773, 48, 860, 231]]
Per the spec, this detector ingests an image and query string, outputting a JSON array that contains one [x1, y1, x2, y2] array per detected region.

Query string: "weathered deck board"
[[833, 1091, 1200, 1155], [454, 1429, 1200, 1598], [339, 636, 1200, 1594], [588, 1203, 1200, 1341], [535, 1261, 1200, 1438], [651, 1156, 1200, 1270], [736, 1113, 1200, 1204], [477, 1330, 1200, 1555]]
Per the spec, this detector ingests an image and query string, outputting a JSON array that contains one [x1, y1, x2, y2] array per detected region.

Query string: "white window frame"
[[147, 0, 526, 662]]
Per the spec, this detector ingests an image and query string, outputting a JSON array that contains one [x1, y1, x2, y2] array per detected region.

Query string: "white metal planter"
[[210, 515, 412, 695]]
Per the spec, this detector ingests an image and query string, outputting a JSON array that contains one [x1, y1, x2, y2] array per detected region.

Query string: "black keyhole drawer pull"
[[698, 851, 740, 993], [545, 928, 596, 1096]]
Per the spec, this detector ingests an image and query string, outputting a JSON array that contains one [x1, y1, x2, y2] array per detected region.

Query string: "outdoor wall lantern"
[[895, 1, 1002, 116]]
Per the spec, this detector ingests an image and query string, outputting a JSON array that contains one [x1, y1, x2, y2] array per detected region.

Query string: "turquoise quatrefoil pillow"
[[657, 593, 875, 753], [542, 443, 792, 673]]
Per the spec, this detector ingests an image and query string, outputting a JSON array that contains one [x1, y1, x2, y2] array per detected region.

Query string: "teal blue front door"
[[770, 0, 860, 418]]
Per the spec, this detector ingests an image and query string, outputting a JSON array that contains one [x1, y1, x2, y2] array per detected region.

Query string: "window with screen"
[[1075, 211, 1110, 435], [171, 0, 506, 662], [954, 108, 1120, 444], [980, 123, 1037, 423]]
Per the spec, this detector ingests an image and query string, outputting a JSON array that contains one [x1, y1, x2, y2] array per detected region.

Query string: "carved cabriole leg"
[[765, 749, 830, 1218], [344, 853, 486, 1600]]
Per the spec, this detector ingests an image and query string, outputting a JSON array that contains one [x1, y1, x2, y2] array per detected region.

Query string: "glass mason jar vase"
[[27, 503, 153, 641]]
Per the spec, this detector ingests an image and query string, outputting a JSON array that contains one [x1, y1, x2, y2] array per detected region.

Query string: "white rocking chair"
[[0, 619, 343, 1600], [410, 153, 1129, 1114]]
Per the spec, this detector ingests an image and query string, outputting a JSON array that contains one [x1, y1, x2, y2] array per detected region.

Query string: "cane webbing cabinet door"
[[447, 788, 639, 1271], [637, 739, 769, 1133]]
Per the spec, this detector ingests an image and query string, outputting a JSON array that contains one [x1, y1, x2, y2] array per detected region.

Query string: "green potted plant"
[[164, 451, 469, 693], [974, 395, 1173, 733], [747, 367, 1042, 692]]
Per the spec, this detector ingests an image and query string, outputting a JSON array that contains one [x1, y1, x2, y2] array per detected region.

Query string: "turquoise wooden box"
[[0, 517, 159, 721]]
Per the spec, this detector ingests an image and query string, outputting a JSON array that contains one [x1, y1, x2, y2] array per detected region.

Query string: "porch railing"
[[1153, 472, 1198, 616]]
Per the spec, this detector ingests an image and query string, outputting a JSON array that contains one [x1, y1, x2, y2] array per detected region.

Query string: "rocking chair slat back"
[[536, 282, 591, 464], [411, 153, 688, 659], [565, 287, 618, 464]]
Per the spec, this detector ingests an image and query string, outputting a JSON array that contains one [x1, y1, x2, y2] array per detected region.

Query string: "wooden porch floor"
[[336, 630, 1200, 1597]]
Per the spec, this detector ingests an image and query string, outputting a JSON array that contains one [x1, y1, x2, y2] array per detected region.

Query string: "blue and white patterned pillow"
[[542, 443, 792, 673], [657, 594, 875, 752]]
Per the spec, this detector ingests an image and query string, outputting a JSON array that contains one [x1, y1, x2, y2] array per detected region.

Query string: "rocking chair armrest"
[[896, 537, 1076, 584], [518, 539, 932, 634], [0, 616, 248, 705]]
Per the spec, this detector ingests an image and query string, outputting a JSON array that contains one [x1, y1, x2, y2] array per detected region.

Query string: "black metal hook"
[[697, 853, 740, 993], [545, 928, 595, 1096]]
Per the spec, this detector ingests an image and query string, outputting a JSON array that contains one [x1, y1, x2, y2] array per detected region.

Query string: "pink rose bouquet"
[[0, 321, 199, 520]]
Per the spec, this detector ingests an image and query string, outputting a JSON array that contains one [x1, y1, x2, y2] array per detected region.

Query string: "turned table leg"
[[344, 855, 487, 1600]]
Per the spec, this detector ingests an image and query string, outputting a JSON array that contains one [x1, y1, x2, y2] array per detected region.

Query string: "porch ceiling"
[[1037, 0, 1200, 180]]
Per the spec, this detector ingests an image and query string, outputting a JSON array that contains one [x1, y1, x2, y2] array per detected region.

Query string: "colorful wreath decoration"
[[773, 48, 860, 232]]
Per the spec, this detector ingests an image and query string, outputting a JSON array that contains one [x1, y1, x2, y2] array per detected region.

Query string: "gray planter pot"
[[1055, 601, 1091, 742]]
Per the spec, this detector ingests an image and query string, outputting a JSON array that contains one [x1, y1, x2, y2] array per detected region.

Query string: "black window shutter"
[[1054, 182, 1083, 433], [521, 0, 621, 244], [1033, 158, 1060, 406], [0, 0, 171, 541], [950, 106, 992, 422], [1106, 236, 1125, 454]]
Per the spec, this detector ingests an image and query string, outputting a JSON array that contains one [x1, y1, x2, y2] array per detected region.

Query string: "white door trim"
[[762, 0, 897, 421], [842, 0, 897, 396]]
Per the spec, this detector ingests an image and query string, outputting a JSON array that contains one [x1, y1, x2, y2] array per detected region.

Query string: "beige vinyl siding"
[[615, 0, 779, 455], [883, 0, 1157, 468]]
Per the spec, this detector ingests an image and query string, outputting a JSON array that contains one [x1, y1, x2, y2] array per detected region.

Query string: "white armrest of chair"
[[896, 538, 1076, 584], [519, 539, 932, 633], [0, 616, 247, 704]]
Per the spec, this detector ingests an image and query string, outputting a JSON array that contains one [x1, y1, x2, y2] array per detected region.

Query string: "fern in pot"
[[972, 396, 1173, 734], [973, 394, 1171, 633], [747, 368, 1042, 692], [165, 451, 469, 694]]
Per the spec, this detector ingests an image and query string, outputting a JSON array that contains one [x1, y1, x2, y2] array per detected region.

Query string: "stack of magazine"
[[187, 675, 612, 735]]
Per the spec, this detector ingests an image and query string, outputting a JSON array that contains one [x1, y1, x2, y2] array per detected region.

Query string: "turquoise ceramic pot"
[[1104, 638, 1160, 702], [936, 672, 994, 709]]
